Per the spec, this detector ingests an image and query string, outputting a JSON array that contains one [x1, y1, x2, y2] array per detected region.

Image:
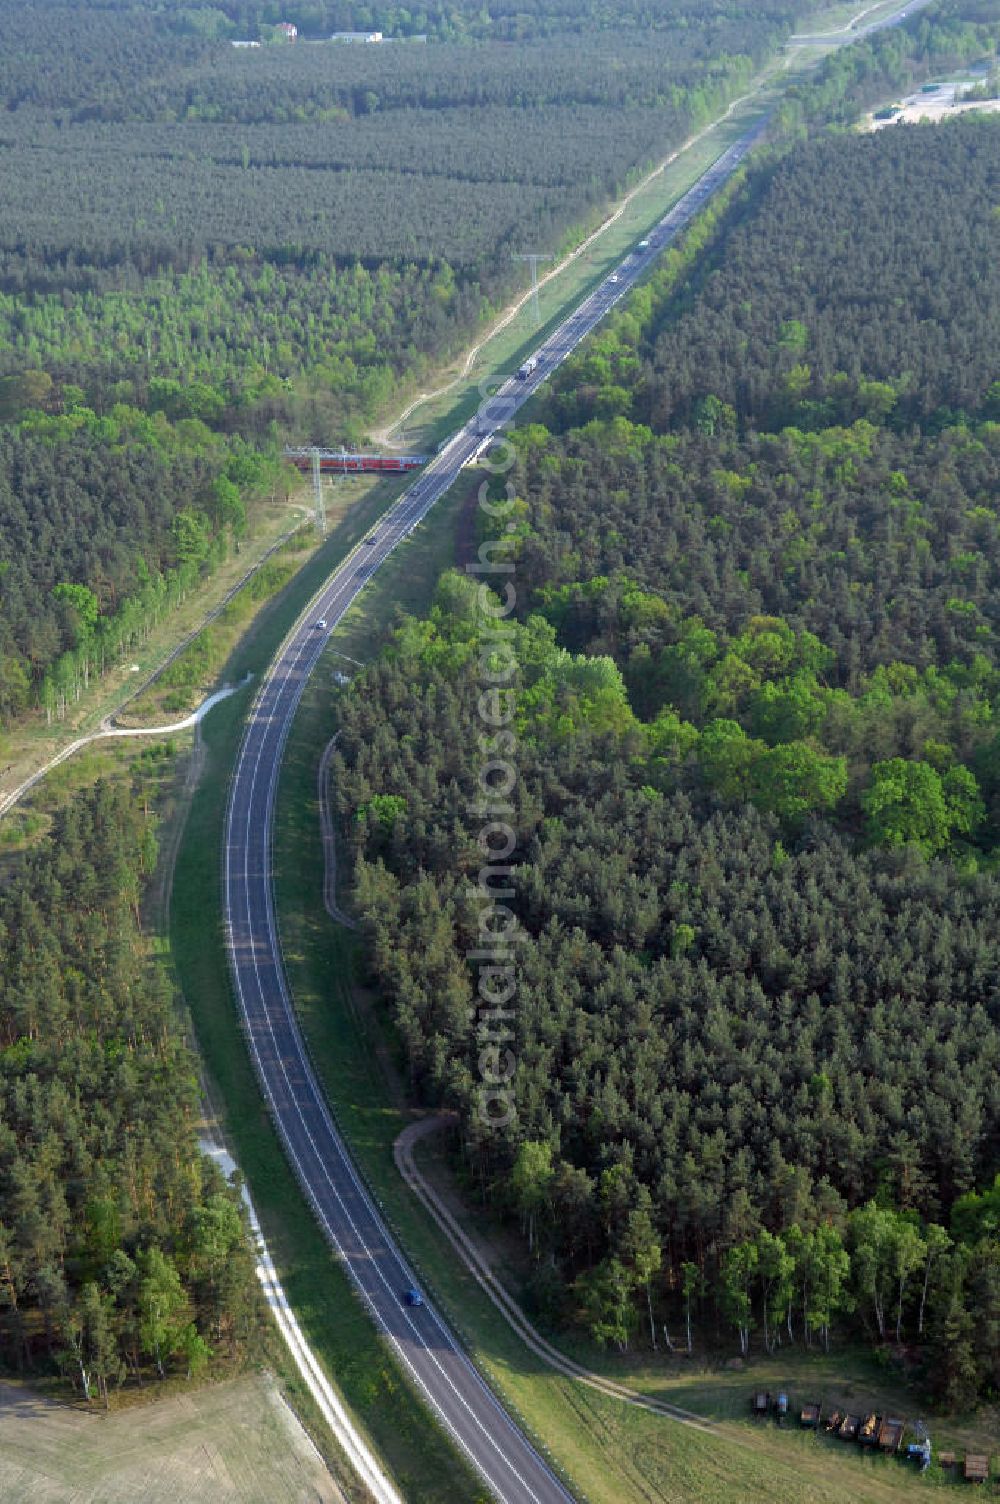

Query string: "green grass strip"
[[169, 483, 484, 1504]]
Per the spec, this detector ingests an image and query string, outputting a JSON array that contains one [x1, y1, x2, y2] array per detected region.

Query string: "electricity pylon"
[[310, 447, 326, 535], [513, 253, 554, 325]]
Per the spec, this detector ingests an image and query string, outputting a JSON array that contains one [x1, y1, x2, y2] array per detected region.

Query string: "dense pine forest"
[[0, 414, 282, 725], [2, 0, 999, 1420], [0, 0, 808, 293], [0, 0, 990, 731], [0, 0, 834, 733], [0, 0, 796, 394], [0, 782, 258, 1398], [333, 115, 1000, 1400]]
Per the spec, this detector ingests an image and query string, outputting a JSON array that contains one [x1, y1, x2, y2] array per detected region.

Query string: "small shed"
[[965, 1454, 990, 1484], [838, 1414, 861, 1441], [878, 1418, 905, 1454], [859, 1412, 881, 1447], [800, 1401, 821, 1429]]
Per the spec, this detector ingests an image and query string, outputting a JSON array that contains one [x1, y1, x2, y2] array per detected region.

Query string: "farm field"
[[0, 1374, 342, 1504]]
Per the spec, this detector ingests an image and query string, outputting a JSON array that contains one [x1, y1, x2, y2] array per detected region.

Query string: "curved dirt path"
[[0, 677, 251, 823], [394, 1116, 714, 1430], [318, 733, 357, 930]]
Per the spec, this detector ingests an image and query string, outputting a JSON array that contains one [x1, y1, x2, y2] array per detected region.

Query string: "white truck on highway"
[[517, 356, 538, 380]]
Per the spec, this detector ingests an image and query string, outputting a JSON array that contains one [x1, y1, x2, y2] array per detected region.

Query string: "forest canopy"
[[0, 0, 831, 730], [0, 783, 259, 1398], [0, 414, 283, 724], [331, 113, 1000, 1394]]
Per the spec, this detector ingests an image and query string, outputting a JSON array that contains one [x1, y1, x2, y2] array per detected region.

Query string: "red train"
[[284, 447, 427, 474]]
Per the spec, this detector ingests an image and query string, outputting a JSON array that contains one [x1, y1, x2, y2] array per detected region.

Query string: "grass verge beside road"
[[167, 482, 483, 1504], [269, 474, 974, 1504]]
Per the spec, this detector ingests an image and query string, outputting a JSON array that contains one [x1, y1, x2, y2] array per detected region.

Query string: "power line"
[[513, 253, 554, 325], [310, 446, 326, 535]]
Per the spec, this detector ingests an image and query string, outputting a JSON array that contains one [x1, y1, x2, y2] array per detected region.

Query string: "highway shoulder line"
[[200, 1129, 404, 1504]]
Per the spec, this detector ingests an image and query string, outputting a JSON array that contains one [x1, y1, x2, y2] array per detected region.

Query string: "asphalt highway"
[[792, 0, 935, 42], [222, 109, 797, 1504], [223, 113, 769, 1504]]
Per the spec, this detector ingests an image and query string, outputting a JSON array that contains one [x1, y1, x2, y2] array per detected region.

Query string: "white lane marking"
[[221, 104, 792, 1504], [227, 559, 570, 1503], [200, 1135, 405, 1504]]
